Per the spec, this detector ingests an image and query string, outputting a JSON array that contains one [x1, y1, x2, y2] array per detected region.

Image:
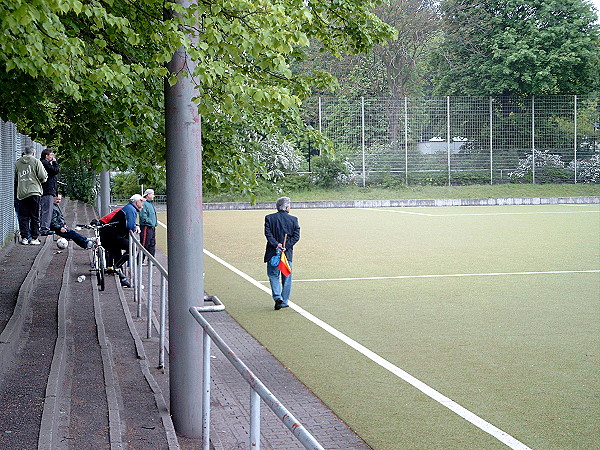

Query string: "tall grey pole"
[[99, 170, 110, 216], [165, 0, 205, 437]]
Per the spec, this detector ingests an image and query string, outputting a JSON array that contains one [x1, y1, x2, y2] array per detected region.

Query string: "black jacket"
[[263, 210, 300, 263], [41, 159, 60, 196]]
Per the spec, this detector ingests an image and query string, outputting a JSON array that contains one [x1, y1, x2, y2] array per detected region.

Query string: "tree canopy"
[[0, 0, 395, 192], [432, 0, 600, 96]]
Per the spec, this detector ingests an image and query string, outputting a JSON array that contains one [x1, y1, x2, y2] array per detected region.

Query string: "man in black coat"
[[263, 197, 300, 310], [39, 148, 60, 235]]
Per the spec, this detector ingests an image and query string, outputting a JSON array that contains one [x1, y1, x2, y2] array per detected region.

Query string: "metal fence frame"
[[0, 118, 45, 246], [302, 95, 599, 186]]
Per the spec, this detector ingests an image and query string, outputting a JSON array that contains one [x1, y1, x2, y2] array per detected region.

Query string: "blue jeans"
[[267, 261, 293, 307]]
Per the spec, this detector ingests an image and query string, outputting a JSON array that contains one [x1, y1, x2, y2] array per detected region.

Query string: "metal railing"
[[127, 231, 324, 449], [189, 306, 324, 450]]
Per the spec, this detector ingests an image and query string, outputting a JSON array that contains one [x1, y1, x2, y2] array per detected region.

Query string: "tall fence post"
[[318, 96, 322, 133], [361, 96, 366, 188], [489, 97, 493, 184], [447, 96, 451, 186], [574, 95, 578, 184], [404, 96, 409, 186], [532, 96, 536, 184]]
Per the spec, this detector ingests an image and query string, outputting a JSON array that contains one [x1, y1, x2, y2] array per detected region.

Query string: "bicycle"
[[76, 221, 114, 291]]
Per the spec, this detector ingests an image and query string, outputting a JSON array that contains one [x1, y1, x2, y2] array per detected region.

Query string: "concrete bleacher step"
[[0, 199, 178, 449]]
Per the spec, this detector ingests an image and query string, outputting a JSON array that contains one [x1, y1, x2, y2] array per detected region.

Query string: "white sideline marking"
[[364, 207, 600, 217], [203, 247, 532, 450], [291, 269, 600, 283]]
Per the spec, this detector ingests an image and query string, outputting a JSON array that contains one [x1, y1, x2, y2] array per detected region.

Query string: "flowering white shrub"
[[253, 137, 304, 181], [508, 150, 567, 181], [568, 154, 600, 183]]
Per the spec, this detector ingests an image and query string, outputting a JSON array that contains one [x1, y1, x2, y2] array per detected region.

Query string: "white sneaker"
[[86, 240, 94, 249], [30, 239, 41, 245], [21, 238, 29, 245]]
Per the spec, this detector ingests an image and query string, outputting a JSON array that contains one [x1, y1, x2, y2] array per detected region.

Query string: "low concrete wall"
[[203, 196, 600, 211]]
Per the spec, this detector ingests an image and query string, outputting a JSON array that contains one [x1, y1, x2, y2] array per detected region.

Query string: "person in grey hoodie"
[[14, 146, 47, 245]]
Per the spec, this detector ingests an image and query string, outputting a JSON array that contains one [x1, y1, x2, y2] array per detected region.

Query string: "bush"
[[508, 150, 574, 183], [569, 154, 600, 183], [311, 154, 353, 187]]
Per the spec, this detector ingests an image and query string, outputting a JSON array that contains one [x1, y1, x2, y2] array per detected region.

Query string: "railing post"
[[147, 260, 154, 339], [159, 276, 167, 369], [136, 246, 143, 318], [202, 330, 211, 450], [250, 390, 261, 449]]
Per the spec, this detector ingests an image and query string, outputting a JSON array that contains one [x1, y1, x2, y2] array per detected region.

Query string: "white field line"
[[288, 270, 600, 283], [364, 208, 600, 217], [202, 247, 532, 450]]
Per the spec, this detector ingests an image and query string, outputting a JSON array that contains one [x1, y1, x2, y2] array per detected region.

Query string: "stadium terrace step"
[[0, 199, 177, 449]]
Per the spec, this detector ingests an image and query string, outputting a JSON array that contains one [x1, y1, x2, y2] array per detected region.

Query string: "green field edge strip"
[[202, 196, 600, 210]]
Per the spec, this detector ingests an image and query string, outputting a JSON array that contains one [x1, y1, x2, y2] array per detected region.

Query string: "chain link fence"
[[302, 95, 600, 186], [0, 119, 46, 246]]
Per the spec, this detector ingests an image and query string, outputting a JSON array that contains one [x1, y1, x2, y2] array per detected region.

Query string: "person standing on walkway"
[[100, 193, 145, 287], [263, 197, 300, 310], [14, 145, 47, 245], [39, 148, 60, 235], [50, 195, 94, 249], [138, 188, 157, 260]]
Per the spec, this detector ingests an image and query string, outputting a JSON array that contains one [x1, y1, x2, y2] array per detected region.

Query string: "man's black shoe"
[[40, 230, 55, 236], [274, 299, 283, 310], [121, 279, 132, 288]]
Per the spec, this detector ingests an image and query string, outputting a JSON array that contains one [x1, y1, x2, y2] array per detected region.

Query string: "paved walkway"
[[0, 199, 369, 449]]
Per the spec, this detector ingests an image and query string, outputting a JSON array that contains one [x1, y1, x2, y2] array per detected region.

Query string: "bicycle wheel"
[[96, 247, 106, 291]]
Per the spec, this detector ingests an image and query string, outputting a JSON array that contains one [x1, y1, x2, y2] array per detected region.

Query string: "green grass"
[[158, 203, 600, 449], [204, 183, 600, 203]]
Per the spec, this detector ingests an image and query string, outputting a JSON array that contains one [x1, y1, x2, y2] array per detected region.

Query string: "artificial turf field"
[[156, 204, 599, 449]]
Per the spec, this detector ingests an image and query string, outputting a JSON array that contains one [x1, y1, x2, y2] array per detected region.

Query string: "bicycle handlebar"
[[76, 222, 116, 229]]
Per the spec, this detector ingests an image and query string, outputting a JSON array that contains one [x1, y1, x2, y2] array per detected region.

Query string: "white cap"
[[130, 194, 145, 202], [143, 189, 154, 197]]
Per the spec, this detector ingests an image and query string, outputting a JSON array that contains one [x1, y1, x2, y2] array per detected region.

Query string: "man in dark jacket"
[[263, 197, 300, 310], [100, 194, 145, 287], [50, 195, 93, 249], [39, 148, 60, 235]]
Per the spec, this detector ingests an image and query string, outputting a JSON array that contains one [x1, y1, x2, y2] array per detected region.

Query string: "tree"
[[0, 0, 395, 194], [432, 0, 600, 96]]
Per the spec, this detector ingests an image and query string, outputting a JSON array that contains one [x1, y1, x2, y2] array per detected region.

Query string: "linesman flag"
[[278, 251, 291, 277]]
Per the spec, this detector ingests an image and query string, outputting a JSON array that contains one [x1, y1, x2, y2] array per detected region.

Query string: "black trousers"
[[140, 226, 156, 257], [18, 195, 41, 240], [101, 231, 129, 269]]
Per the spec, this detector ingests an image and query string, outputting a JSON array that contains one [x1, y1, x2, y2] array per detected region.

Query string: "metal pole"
[[318, 96, 322, 133], [137, 248, 143, 318], [99, 170, 110, 217], [447, 96, 451, 186], [574, 95, 578, 184], [361, 96, 366, 188], [165, 0, 205, 437], [250, 389, 261, 449], [202, 330, 211, 450], [147, 260, 154, 339], [489, 97, 493, 184], [532, 96, 535, 184], [404, 96, 408, 186], [159, 276, 166, 369]]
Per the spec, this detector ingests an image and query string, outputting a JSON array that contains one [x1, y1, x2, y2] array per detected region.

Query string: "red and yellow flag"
[[278, 251, 291, 277]]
